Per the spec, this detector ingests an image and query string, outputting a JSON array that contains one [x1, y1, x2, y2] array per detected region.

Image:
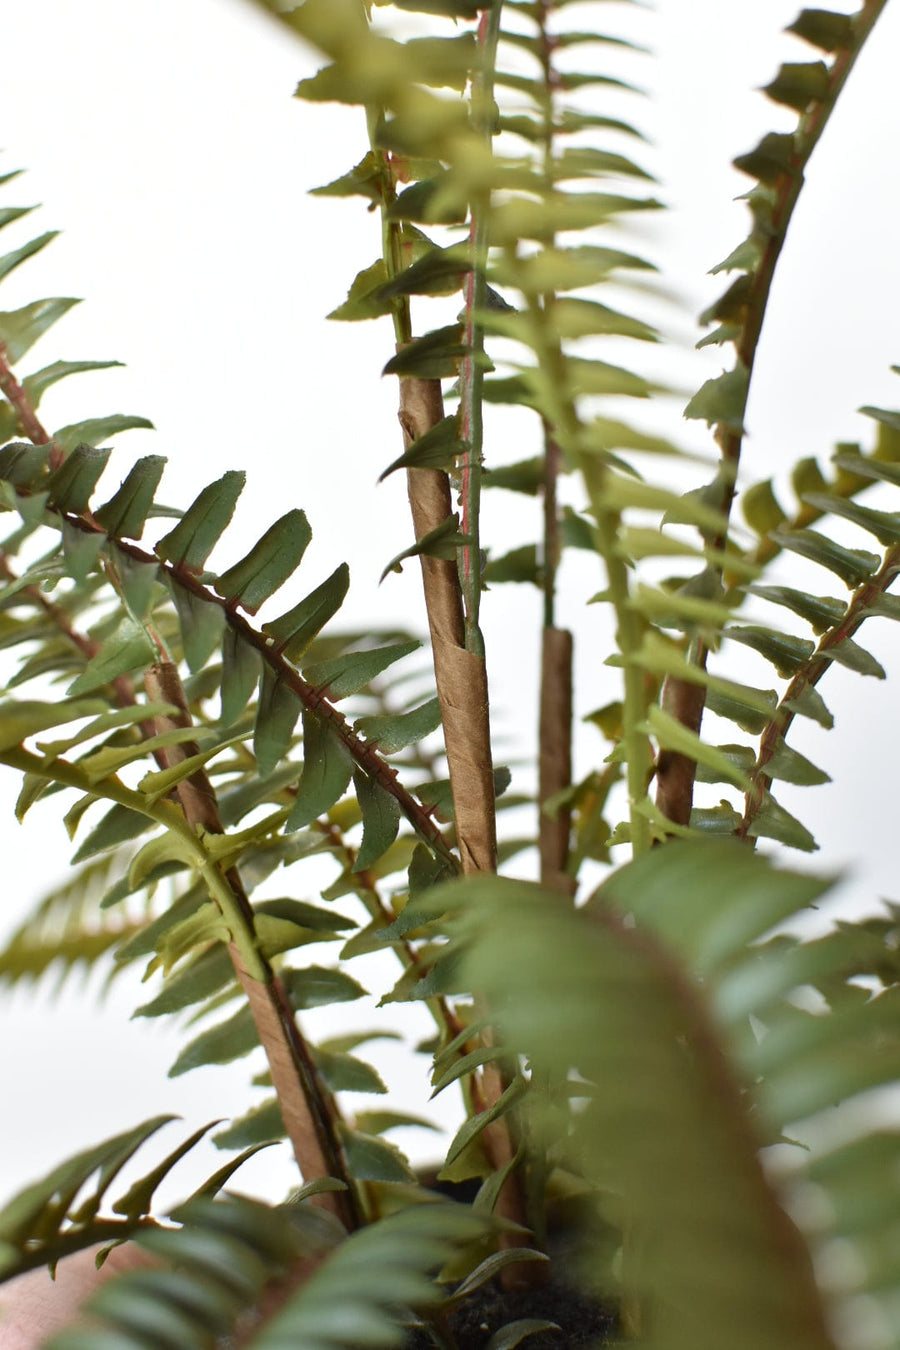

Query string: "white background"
[[0, 0, 898, 1209]]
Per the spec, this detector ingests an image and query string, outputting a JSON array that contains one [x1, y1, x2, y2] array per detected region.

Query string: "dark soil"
[[406, 1273, 619, 1348]]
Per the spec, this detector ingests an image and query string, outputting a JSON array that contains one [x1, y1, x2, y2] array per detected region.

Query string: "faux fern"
[[0, 2, 899, 1348]]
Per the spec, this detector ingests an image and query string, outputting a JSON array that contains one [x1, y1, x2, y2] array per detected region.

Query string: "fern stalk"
[[657, 0, 890, 831]]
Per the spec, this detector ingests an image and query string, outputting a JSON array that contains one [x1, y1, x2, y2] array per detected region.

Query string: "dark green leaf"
[[484, 544, 539, 585], [339, 1128, 415, 1183], [725, 625, 814, 678], [61, 517, 104, 582], [379, 414, 466, 481], [484, 458, 544, 495], [353, 769, 401, 871], [171, 579, 226, 673], [67, 618, 156, 695], [485, 1319, 561, 1350], [112, 1122, 218, 1219], [380, 514, 471, 581], [826, 637, 886, 679], [382, 324, 467, 379], [684, 363, 749, 432], [733, 132, 797, 184], [72, 803, 153, 863], [281, 964, 367, 1011], [169, 1005, 257, 1077], [315, 1050, 387, 1095], [382, 0, 482, 15], [801, 492, 900, 546], [0, 231, 58, 286], [705, 685, 777, 736], [303, 640, 420, 700], [763, 61, 829, 111], [254, 668, 302, 778], [22, 359, 123, 410], [771, 528, 879, 587], [287, 710, 353, 829], [135, 946, 234, 1018], [745, 584, 844, 635], [213, 1099, 286, 1150], [786, 9, 854, 51], [355, 697, 441, 755], [0, 297, 79, 364], [766, 741, 830, 787], [746, 792, 817, 852], [0, 440, 50, 488], [311, 152, 383, 203], [94, 455, 167, 540], [53, 415, 154, 455], [221, 629, 260, 725], [377, 245, 470, 300], [784, 683, 833, 729], [264, 563, 349, 662], [354, 1109, 439, 1136], [46, 443, 111, 513], [111, 547, 160, 621], [328, 258, 394, 322], [156, 470, 245, 571], [215, 509, 311, 614]]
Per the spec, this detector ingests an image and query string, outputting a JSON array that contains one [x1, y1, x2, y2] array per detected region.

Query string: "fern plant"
[[1, 1, 899, 1347]]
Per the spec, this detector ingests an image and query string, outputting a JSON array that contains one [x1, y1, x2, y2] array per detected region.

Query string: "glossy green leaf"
[[745, 584, 844, 635], [801, 492, 900, 546], [328, 258, 394, 322], [379, 414, 466, 481], [383, 324, 468, 379], [53, 415, 154, 455], [771, 528, 879, 587], [380, 514, 471, 581], [67, 618, 156, 695], [786, 8, 854, 51], [215, 509, 311, 614], [264, 563, 349, 662], [286, 710, 353, 830], [705, 685, 777, 736], [171, 579, 226, 673], [221, 629, 260, 726], [763, 61, 829, 111], [156, 470, 245, 571], [353, 769, 401, 871], [46, 443, 111, 513], [747, 792, 817, 852], [0, 439, 51, 488], [254, 668, 302, 778], [0, 297, 79, 363], [340, 1127, 415, 1184], [303, 640, 420, 700], [0, 230, 58, 286], [355, 697, 441, 755], [93, 455, 167, 540], [684, 362, 749, 432]]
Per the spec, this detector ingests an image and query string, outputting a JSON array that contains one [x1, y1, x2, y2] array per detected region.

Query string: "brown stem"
[[143, 662, 360, 1230], [538, 627, 575, 895], [398, 376, 533, 1283], [0, 340, 55, 461]]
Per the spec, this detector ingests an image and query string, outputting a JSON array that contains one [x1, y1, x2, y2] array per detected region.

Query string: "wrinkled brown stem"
[[539, 627, 575, 895], [144, 662, 360, 1230]]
